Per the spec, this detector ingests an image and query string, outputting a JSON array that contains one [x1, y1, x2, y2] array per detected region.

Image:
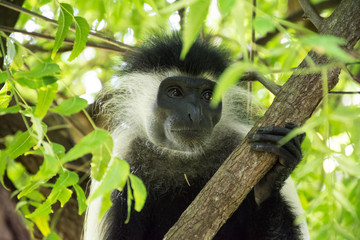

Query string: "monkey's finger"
[[248, 133, 283, 143], [256, 126, 292, 136], [251, 143, 296, 167]]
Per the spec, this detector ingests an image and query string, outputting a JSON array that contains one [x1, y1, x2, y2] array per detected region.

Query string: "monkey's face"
[[148, 76, 222, 152]]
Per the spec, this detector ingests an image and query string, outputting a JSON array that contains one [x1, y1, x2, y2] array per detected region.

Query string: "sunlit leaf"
[[34, 83, 58, 119], [6, 38, 16, 64], [0, 105, 21, 115], [98, 191, 112, 220], [74, 184, 87, 215], [7, 159, 30, 189], [58, 188, 73, 207], [217, 0, 236, 16], [13, 63, 60, 79], [52, 171, 79, 192], [88, 157, 130, 202], [27, 171, 79, 218], [253, 17, 276, 36], [50, 96, 88, 116], [61, 129, 112, 164], [5, 129, 37, 159], [15, 76, 58, 89], [336, 156, 360, 178], [18, 181, 43, 199], [32, 154, 60, 182], [0, 81, 12, 109], [333, 189, 357, 218], [129, 174, 147, 212], [180, 0, 211, 59], [32, 215, 51, 236], [300, 35, 355, 62], [52, 3, 74, 58], [0, 72, 9, 84], [91, 132, 113, 181], [0, 150, 8, 188], [68, 16, 90, 61], [211, 62, 255, 106]]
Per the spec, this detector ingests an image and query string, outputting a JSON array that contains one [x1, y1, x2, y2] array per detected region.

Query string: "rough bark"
[[164, 0, 360, 239], [0, 185, 30, 240]]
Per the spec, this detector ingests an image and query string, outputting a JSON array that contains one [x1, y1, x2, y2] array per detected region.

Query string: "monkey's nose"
[[188, 108, 201, 124]]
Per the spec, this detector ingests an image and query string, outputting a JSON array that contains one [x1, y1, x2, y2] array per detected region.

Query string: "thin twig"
[[0, 0, 136, 53], [240, 71, 281, 95], [298, 0, 323, 29], [256, 0, 340, 45], [0, 25, 132, 54], [329, 91, 360, 94]]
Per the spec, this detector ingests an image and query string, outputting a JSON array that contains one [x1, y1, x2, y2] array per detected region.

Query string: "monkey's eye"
[[167, 87, 183, 98], [202, 90, 213, 102]]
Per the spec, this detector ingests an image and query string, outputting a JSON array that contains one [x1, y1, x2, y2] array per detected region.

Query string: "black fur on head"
[[122, 32, 231, 77]]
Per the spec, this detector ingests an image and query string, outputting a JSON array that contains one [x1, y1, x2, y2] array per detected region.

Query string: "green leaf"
[[73, 184, 87, 215], [300, 35, 355, 62], [58, 188, 73, 207], [5, 129, 37, 159], [211, 62, 254, 106], [0, 150, 9, 188], [68, 16, 90, 61], [217, 0, 236, 16], [333, 189, 357, 218], [33, 154, 60, 182], [27, 171, 79, 218], [32, 215, 51, 236], [6, 38, 16, 64], [52, 3, 74, 58], [253, 17, 276, 36], [91, 132, 113, 181], [13, 62, 60, 79], [99, 191, 112, 220], [180, 0, 211, 59], [7, 159, 31, 189], [129, 174, 147, 212], [34, 83, 58, 119], [88, 157, 130, 202], [15, 76, 58, 89], [52, 171, 79, 192], [336, 156, 360, 178], [0, 72, 9, 84], [0, 105, 21, 115], [45, 231, 62, 240], [18, 180, 43, 199], [50, 96, 88, 116], [0, 81, 12, 109], [125, 182, 132, 224], [61, 129, 112, 164]]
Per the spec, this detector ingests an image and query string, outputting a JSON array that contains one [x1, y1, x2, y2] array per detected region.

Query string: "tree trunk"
[[164, 0, 360, 239], [0, 185, 30, 240]]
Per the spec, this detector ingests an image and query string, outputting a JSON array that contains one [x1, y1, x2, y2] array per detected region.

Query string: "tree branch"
[[298, 0, 323, 29], [0, 25, 133, 54], [0, 0, 136, 53], [164, 0, 360, 238], [256, 0, 340, 46]]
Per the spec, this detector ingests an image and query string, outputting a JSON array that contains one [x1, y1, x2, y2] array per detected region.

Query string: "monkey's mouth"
[[170, 129, 208, 140]]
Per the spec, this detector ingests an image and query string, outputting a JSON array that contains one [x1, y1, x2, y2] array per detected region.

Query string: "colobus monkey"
[[84, 33, 309, 240]]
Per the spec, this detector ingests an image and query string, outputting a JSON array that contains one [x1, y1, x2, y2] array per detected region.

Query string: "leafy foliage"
[[0, 0, 359, 239]]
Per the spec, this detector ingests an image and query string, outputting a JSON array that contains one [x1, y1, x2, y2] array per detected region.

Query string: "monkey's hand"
[[248, 122, 305, 206]]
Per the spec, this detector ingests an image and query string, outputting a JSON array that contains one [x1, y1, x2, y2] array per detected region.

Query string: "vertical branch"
[[247, 0, 257, 119]]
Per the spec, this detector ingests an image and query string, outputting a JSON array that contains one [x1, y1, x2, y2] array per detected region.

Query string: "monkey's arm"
[[248, 123, 305, 206], [245, 123, 304, 239]]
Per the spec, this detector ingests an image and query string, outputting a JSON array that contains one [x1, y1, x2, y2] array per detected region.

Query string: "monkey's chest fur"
[[124, 135, 240, 196]]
